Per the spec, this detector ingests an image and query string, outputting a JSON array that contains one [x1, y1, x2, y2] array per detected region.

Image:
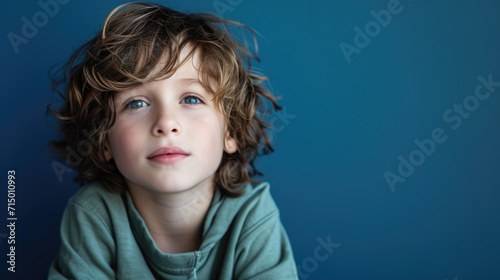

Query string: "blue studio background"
[[1, 0, 500, 279]]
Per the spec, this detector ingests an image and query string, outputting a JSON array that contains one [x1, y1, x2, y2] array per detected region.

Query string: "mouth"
[[147, 146, 190, 164]]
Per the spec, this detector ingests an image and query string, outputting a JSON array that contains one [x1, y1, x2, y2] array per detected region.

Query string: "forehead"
[[147, 45, 201, 80], [148, 46, 219, 93]]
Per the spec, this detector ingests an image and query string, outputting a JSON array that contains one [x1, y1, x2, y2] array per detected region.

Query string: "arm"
[[48, 200, 116, 280]]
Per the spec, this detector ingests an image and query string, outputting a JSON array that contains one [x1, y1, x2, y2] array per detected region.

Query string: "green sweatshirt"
[[48, 181, 298, 279]]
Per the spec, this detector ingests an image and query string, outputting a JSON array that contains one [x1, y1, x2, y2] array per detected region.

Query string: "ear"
[[224, 132, 238, 154], [104, 138, 113, 161]]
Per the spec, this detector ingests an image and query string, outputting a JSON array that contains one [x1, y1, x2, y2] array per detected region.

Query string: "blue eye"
[[182, 95, 203, 105], [126, 100, 148, 109]]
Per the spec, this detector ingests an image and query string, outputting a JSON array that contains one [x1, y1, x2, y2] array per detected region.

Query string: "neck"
[[127, 180, 215, 254]]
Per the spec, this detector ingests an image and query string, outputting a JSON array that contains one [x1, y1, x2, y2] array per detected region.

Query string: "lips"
[[147, 146, 190, 164]]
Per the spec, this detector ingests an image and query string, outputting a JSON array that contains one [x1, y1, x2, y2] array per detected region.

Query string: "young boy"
[[47, 2, 297, 279]]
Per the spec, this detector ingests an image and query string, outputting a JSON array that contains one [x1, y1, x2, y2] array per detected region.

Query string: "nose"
[[152, 105, 182, 137]]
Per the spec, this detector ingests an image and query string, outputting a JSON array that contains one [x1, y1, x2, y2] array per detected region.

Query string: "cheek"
[[109, 124, 142, 170], [195, 116, 225, 160]]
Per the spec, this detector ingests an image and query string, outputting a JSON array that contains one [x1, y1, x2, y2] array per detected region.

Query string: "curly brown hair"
[[47, 2, 281, 197]]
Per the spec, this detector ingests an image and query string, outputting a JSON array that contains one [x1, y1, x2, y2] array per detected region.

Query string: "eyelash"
[[124, 94, 205, 110]]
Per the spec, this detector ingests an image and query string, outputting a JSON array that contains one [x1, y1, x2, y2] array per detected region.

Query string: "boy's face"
[[106, 48, 237, 195]]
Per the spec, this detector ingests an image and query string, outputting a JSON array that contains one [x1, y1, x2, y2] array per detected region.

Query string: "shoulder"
[[225, 182, 299, 279], [238, 181, 279, 214], [65, 181, 125, 226], [69, 181, 122, 207], [225, 182, 281, 234], [50, 182, 122, 279]]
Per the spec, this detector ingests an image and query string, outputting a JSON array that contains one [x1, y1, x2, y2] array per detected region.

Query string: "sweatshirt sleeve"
[[48, 199, 116, 280], [233, 186, 299, 280]]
